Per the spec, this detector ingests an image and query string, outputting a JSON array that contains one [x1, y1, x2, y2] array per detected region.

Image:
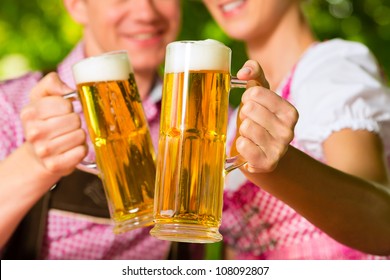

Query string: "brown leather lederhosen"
[[2, 169, 110, 259]]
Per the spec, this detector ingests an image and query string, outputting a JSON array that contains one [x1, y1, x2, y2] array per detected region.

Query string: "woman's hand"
[[234, 60, 298, 173]]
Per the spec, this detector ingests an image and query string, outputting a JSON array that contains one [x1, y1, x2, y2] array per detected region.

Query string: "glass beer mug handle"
[[63, 91, 99, 176], [225, 76, 248, 173], [231, 76, 248, 89]]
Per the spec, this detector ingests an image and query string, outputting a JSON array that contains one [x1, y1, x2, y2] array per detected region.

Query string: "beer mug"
[[150, 40, 247, 243], [67, 51, 156, 234]]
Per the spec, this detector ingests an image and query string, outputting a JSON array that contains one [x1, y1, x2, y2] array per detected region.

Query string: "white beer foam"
[[165, 39, 231, 73], [72, 51, 132, 84]]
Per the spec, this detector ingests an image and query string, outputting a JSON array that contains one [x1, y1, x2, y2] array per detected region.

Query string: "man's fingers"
[[23, 112, 82, 142], [30, 72, 73, 101], [34, 128, 87, 159], [21, 96, 74, 121], [42, 145, 88, 175]]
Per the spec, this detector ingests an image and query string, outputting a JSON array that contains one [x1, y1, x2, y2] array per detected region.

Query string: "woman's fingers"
[[241, 86, 298, 127], [235, 74, 299, 173], [237, 60, 270, 89], [237, 119, 290, 173]]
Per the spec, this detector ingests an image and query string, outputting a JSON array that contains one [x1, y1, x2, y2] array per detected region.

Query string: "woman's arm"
[[235, 62, 390, 255], [240, 141, 390, 255]]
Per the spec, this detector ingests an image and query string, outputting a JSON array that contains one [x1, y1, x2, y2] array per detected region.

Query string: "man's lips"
[[131, 32, 159, 40], [121, 31, 164, 47]]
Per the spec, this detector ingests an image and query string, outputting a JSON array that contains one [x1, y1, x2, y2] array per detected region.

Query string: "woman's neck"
[[246, 8, 316, 91]]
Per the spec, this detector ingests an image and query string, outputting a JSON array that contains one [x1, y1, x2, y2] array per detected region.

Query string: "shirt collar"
[[142, 78, 162, 121], [57, 41, 86, 89]]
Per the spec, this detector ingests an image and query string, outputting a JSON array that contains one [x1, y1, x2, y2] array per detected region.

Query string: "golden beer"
[[72, 51, 155, 233], [154, 71, 229, 235], [150, 40, 244, 243]]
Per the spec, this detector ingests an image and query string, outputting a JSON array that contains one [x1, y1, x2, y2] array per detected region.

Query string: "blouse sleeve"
[[290, 39, 390, 159]]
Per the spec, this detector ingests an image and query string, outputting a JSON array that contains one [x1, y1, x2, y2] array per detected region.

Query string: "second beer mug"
[[70, 51, 156, 233], [150, 40, 246, 243]]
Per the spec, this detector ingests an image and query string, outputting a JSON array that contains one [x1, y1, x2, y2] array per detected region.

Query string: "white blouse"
[[225, 39, 390, 191], [289, 39, 390, 161]]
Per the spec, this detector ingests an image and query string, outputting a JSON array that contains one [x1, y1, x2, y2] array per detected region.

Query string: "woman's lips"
[[220, 0, 246, 16]]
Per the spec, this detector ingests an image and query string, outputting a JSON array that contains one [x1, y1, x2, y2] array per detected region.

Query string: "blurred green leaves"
[[303, 0, 390, 80], [0, 0, 81, 78]]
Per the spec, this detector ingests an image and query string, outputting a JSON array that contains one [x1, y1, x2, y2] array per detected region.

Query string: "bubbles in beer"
[[74, 51, 156, 232]]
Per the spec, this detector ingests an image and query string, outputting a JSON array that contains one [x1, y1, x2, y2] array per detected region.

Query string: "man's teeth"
[[222, 0, 244, 12], [133, 33, 154, 40]]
